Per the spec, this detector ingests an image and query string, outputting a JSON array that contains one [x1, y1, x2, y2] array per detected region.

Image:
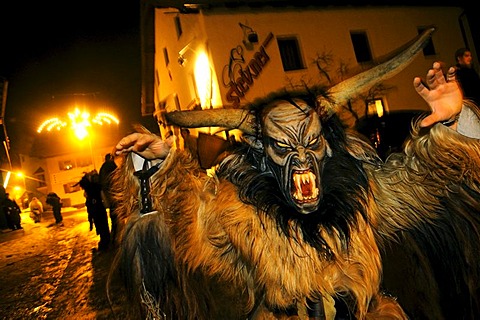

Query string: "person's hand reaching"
[[414, 62, 463, 128]]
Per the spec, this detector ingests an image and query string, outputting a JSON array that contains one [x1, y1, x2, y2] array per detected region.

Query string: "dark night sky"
[[0, 0, 144, 158]]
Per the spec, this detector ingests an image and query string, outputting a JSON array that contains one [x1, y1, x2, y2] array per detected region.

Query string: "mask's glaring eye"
[[274, 140, 291, 153], [276, 141, 289, 148], [307, 137, 321, 150]]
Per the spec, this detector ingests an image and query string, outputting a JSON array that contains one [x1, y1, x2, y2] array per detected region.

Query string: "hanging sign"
[[223, 32, 274, 107]]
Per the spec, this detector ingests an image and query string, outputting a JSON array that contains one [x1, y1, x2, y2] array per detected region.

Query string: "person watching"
[[454, 47, 480, 105]]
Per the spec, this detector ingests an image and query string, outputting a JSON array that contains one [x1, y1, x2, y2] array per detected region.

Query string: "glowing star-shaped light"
[[68, 108, 91, 140], [37, 108, 119, 139], [37, 118, 68, 133], [92, 112, 119, 125]]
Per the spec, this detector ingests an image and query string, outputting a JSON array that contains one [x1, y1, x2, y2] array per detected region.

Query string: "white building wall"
[[45, 145, 114, 207], [155, 12, 209, 111], [155, 5, 468, 124], [19, 145, 114, 208]]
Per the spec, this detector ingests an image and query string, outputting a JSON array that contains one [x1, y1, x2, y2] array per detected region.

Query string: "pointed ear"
[[243, 134, 264, 152]]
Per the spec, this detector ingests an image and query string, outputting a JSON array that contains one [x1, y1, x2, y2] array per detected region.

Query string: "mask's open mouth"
[[291, 169, 319, 203]]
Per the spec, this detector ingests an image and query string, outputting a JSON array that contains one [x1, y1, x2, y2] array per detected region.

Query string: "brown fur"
[[110, 108, 480, 319], [371, 119, 480, 319]]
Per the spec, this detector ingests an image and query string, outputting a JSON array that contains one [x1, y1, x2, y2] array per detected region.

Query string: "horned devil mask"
[[165, 27, 436, 214], [243, 99, 327, 214]]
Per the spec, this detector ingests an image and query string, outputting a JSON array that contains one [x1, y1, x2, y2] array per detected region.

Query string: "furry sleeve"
[[368, 119, 480, 319], [371, 121, 480, 238]]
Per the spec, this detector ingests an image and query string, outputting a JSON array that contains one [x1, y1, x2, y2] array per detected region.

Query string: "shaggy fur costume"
[[109, 103, 480, 319]]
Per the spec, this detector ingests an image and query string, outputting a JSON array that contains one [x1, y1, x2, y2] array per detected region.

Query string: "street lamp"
[[37, 108, 119, 170], [1, 170, 34, 203], [11, 171, 26, 201]]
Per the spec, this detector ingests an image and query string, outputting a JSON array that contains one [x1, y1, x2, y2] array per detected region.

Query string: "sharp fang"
[[292, 170, 318, 202]]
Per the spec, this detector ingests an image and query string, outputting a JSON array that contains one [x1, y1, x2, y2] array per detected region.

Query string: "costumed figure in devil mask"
[[109, 28, 480, 319]]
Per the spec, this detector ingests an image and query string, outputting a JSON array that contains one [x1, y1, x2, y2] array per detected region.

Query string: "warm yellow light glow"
[[3, 171, 10, 189], [375, 99, 384, 117], [367, 99, 385, 118], [195, 52, 212, 109], [68, 108, 91, 140], [37, 118, 67, 133], [74, 125, 89, 140], [37, 108, 119, 137], [92, 112, 119, 125], [13, 172, 25, 197]]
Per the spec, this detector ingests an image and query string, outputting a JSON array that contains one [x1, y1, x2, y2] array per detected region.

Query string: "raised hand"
[[115, 132, 174, 160], [414, 61, 463, 128]]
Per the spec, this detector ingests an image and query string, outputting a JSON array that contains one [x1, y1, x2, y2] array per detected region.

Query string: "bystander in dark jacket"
[[77, 170, 110, 251], [4, 193, 22, 230], [46, 192, 63, 225], [99, 153, 118, 245], [0, 186, 9, 230]]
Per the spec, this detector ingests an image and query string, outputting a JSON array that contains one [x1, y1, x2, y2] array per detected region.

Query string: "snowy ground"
[[0, 207, 129, 319]]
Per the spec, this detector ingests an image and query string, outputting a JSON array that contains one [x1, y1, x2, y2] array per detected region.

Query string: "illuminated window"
[[350, 31, 372, 63], [58, 160, 75, 171], [277, 37, 305, 71], [366, 98, 385, 117]]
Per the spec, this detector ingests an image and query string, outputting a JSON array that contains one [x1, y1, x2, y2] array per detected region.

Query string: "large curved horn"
[[322, 26, 436, 115], [165, 108, 256, 135]]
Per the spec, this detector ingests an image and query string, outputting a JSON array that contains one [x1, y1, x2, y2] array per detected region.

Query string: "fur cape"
[[110, 109, 480, 319]]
